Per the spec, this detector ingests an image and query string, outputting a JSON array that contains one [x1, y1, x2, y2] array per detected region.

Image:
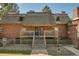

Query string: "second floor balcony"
[[20, 30, 58, 37]]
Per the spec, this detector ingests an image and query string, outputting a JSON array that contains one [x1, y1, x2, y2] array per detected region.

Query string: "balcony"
[[20, 30, 58, 38], [20, 31, 34, 37], [44, 30, 57, 37]]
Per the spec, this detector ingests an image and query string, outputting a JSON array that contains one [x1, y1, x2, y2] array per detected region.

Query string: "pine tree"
[[42, 5, 52, 13]]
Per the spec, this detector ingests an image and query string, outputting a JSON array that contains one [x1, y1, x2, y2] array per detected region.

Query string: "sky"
[[17, 3, 79, 18]]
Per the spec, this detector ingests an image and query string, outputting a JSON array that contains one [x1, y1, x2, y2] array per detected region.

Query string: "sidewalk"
[[31, 49, 48, 55], [63, 46, 79, 56]]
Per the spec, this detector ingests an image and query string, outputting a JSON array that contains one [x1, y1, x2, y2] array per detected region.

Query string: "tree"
[[42, 5, 52, 13], [0, 3, 13, 18]]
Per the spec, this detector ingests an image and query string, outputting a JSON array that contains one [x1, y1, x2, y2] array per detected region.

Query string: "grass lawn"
[[47, 50, 75, 56], [0, 49, 31, 55], [47, 48, 75, 56], [47, 44, 75, 56]]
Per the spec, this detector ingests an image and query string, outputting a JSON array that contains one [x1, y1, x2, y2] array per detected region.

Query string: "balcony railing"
[[20, 30, 58, 37], [44, 30, 57, 37], [20, 31, 34, 37]]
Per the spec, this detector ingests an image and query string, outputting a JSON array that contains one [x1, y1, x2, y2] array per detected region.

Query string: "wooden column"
[[20, 31, 22, 46], [44, 31, 46, 48], [32, 31, 35, 48], [13, 38, 16, 45], [2, 38, 7, 47]]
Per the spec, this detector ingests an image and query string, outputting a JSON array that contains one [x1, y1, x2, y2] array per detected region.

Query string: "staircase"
[[31, 27, 48, 55], [33, 36, 46, 49], [31, 36, 48, 55]]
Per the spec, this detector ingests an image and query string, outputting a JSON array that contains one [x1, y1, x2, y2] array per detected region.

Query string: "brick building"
[[68, 7, 79, 49], [0, 3, 79, 48]]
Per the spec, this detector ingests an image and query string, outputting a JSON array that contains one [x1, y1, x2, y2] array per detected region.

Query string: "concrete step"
[[33, 44, 46, 49], [34, 40, 44, 44], [31, 49, 48, 55]]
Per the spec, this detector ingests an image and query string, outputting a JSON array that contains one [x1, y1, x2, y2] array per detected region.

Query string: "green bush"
[[0, 49, 31, 54]]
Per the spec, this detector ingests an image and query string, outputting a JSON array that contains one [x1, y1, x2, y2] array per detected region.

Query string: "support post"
[[44, 31, 46, 48], [32, 31, 35, 48], [14, 38, 16, 45], [20, 31, 22, 46], [56, 28, 60, 52], [20, 37, 21, 45], [2, 38, 7, 47]]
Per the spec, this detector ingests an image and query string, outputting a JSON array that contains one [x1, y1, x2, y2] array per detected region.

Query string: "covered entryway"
[[33, 26, 46, 49], [20, 26, 59, 48], [20, 26, 46, 49]]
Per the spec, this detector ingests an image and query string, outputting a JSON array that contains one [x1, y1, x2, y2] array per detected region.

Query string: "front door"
[[33, 27, 46, 49], [35, 27, 43, 36]]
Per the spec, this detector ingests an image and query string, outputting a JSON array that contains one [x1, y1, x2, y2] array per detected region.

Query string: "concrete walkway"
[[31, 49, 48, 55], [63, 46, 79, 56]]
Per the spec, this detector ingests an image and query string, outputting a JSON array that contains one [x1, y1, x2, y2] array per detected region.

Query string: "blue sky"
[[17, 3, 79, 17]]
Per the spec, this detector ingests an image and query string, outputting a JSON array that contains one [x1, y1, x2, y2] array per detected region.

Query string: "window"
[[19, 17, 24, 21], [56, 16, 60, 21]]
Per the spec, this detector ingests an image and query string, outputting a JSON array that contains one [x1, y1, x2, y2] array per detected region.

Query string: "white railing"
[[20, 31, 34, 37], [20, 30, 58, 37], [44, 30, 57, 37]]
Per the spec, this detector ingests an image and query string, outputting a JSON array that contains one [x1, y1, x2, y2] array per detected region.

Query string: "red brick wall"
[[77, 19, 79, 48], [1, 24, 22, 39], [68, 25, 77, 45], [57, 24, 67, 38], [0, 23, 67, 40], [71, 7, 79, 48]]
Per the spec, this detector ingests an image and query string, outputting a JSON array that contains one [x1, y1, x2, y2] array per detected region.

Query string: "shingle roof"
[[0, 12, 70, 25], [52, 14, 70, 24], [0, 14, 19, 23], [23, 13, 55, 26]]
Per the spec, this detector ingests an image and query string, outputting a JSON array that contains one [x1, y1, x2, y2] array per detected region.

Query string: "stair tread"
[[33, 36, 46, 49]]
